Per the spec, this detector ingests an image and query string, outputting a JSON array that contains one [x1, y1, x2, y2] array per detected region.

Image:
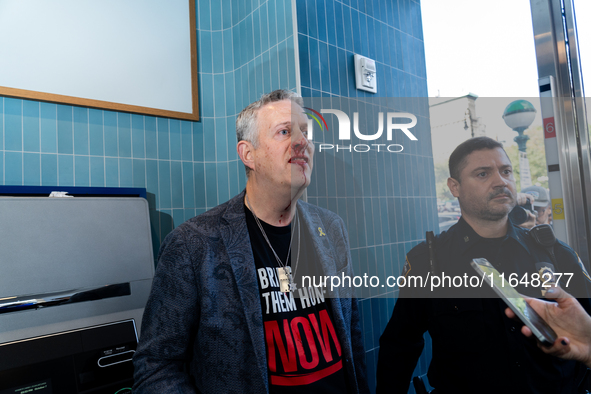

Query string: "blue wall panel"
[[1, 1, 436, 391], [0, 0, 296, 253], [295, 0, 436, 392]]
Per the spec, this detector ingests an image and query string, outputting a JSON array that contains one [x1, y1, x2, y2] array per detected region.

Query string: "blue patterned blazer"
[[133, 191, 369, 393]]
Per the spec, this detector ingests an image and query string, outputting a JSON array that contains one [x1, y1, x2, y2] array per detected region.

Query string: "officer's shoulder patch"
[[576, 253, 591, 283], [402, 256, 412, 278]]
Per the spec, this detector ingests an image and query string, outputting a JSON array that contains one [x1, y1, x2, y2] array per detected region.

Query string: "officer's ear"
[[447, 177, 460, 198]]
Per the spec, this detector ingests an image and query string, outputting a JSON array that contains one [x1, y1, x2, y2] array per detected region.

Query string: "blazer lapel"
[[297, 202, 356, 386], [297, 202, 348, 328], [297, 201, 339, 282], [219, 191, 268, 390]]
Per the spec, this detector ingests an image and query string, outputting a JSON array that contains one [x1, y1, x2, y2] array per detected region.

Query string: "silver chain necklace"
[[246, 194, 300, 293]]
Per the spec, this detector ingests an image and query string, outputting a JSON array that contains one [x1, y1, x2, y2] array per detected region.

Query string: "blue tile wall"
[[2, 0, 435, 390], [0, 0, 296, 259], [296, 0, 436, 392]]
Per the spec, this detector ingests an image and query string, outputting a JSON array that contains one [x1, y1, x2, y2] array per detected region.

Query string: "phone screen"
[[470, 258, 557, 346]]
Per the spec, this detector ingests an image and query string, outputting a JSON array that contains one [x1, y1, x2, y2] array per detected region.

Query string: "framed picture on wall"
[[0, 0, 199, 121]]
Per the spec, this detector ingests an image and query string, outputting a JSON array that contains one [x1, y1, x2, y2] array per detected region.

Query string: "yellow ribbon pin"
[[318, 227, 326, 236]]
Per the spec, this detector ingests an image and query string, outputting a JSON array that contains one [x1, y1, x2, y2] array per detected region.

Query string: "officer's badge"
[[539, 266, 556, 296], [402, 257, 411, 278]]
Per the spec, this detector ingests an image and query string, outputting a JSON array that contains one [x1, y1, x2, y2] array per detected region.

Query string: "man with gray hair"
[[133, 90, 368, 393]]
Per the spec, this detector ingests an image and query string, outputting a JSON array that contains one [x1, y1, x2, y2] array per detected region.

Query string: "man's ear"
[[447, 177, 460, 198], [237, 140, 255, 172]]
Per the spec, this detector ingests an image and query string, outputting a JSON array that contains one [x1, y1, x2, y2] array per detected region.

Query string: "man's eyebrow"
[[471, 164, 512, 173], [274, 121, 291, 129], [471, 166, 493, 173]]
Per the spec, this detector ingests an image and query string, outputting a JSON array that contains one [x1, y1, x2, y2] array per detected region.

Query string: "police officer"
[[376, 137, 591, 394]]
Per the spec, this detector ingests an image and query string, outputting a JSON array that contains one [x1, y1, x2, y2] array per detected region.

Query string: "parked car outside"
[[438, 212, 460, 232]]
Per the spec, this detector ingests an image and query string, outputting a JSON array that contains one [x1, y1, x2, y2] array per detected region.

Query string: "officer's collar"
[[454, 216, 532, 255]]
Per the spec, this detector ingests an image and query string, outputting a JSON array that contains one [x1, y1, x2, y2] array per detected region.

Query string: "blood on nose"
[[292, 134, 307, 153]]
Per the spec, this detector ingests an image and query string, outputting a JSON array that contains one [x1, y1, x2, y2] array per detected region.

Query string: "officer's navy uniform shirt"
[[377, 217, 591, 394]]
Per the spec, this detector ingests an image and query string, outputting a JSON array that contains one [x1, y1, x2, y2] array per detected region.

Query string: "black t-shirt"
[[245, 205, 349, 393]]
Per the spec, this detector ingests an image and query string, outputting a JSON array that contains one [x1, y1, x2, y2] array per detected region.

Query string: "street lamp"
[[463, 108, 473, 138], [502, 100, 537, 189]]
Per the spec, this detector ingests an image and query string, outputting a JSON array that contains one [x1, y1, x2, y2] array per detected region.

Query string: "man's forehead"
[[464, 148, 511, 168], [457, 148, 511, 178], [256, 101, 306, 135], [265, 102, 306, 120], [260, 99, 302, 113]]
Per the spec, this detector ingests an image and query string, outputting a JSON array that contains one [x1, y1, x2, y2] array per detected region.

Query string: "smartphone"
[[470, 258, 557, 346]]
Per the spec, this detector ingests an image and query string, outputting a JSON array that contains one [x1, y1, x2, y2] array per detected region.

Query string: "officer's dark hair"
[[449, 137, 506, 182]]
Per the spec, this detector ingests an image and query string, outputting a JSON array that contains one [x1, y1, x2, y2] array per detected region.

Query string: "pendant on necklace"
[[278, 266, 294, 293]]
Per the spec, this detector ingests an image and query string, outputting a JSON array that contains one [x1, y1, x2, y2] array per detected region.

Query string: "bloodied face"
[[250, 99, 314, 194]]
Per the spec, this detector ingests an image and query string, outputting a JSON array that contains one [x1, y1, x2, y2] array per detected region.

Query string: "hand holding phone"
[[470, 258, 557, 346], [506, 285, 591, 367]]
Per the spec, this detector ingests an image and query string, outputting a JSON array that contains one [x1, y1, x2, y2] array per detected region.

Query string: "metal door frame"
[[530, 0, 591, 264]]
